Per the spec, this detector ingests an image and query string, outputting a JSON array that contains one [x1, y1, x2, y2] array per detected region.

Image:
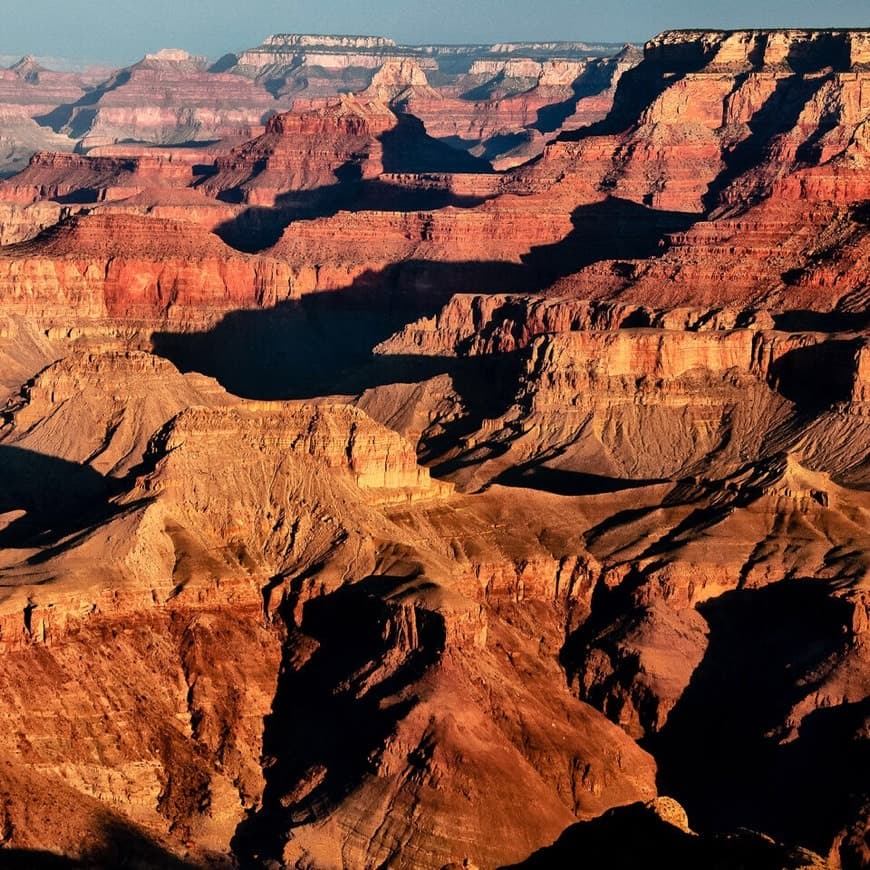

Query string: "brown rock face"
[[0, 213, 298, 321], [0, 37, 636, 192], [0, 25, 867, 870], [201, 98, 399, 206], [0, 150, 199, 205], [0, 350, 656, 868], [201, 96, 489, 208]]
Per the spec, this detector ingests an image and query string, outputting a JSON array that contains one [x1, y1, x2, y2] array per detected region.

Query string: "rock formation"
[[0, 25, 866, 870]]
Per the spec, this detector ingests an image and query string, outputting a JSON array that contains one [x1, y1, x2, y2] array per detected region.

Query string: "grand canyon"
[[0, 24, 867, 870]]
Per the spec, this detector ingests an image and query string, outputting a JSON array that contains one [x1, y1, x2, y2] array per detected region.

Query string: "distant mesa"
[[142, 48, 202, 63], [263, 33, 399, 49]]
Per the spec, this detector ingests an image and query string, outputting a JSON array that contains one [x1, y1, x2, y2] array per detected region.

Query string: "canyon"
[[0, 25, 866, 870]]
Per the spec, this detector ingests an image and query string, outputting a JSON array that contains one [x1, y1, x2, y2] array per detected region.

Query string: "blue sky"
[[1, 0, 867, 65]]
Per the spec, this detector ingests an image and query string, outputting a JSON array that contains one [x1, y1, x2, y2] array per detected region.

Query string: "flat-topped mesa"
[[486, 41, 603, 54], [429, 327, 801, 490], [204, 94, 492, 208], [142, 48, 204, 65], [263, 33, 398, 50], [273, 95, 397, 138], [230, 34, 436, 78], [466, 57, 586, 80]]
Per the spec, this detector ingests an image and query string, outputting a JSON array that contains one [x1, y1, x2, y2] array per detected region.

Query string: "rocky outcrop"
[[202, 95, 492, 208], [0, 213, 298, 321], [0, 200, 70, 244], [0, 26, 867, 870], [376, 293, 779, 357], [0, 150, 199, 205], [201, 97, 393, 206], [0, 349, 661, 867]]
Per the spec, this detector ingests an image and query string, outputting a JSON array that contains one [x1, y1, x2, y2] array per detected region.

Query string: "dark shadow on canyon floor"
[[500, 799, 829, 869], [0, 445, 115, 547], [772, 309, 870, 333], [152, 281, 457, 400], [497, 466, 665, 496], [155, 197, 699, 402], [648, 579, 866, 856], [0, 850, 78, 869], [232, 574, 445, 867], [0, 817, 203, 869], [767, 339, 861, 412]]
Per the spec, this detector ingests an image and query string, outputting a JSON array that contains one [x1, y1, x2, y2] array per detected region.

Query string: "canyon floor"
[[0, 27, 867, 870]]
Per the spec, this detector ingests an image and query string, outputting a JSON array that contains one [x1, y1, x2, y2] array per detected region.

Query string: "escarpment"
[[0, 213, 300, 321]]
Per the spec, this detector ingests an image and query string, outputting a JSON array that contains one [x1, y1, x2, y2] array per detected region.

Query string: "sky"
[[0, 0, 867, 66]]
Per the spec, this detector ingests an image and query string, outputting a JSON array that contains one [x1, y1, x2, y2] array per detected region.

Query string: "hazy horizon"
[[1, 0, 868, 67]]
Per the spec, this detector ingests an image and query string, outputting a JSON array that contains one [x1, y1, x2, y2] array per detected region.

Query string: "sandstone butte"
[[0, 25, 866, 870]]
